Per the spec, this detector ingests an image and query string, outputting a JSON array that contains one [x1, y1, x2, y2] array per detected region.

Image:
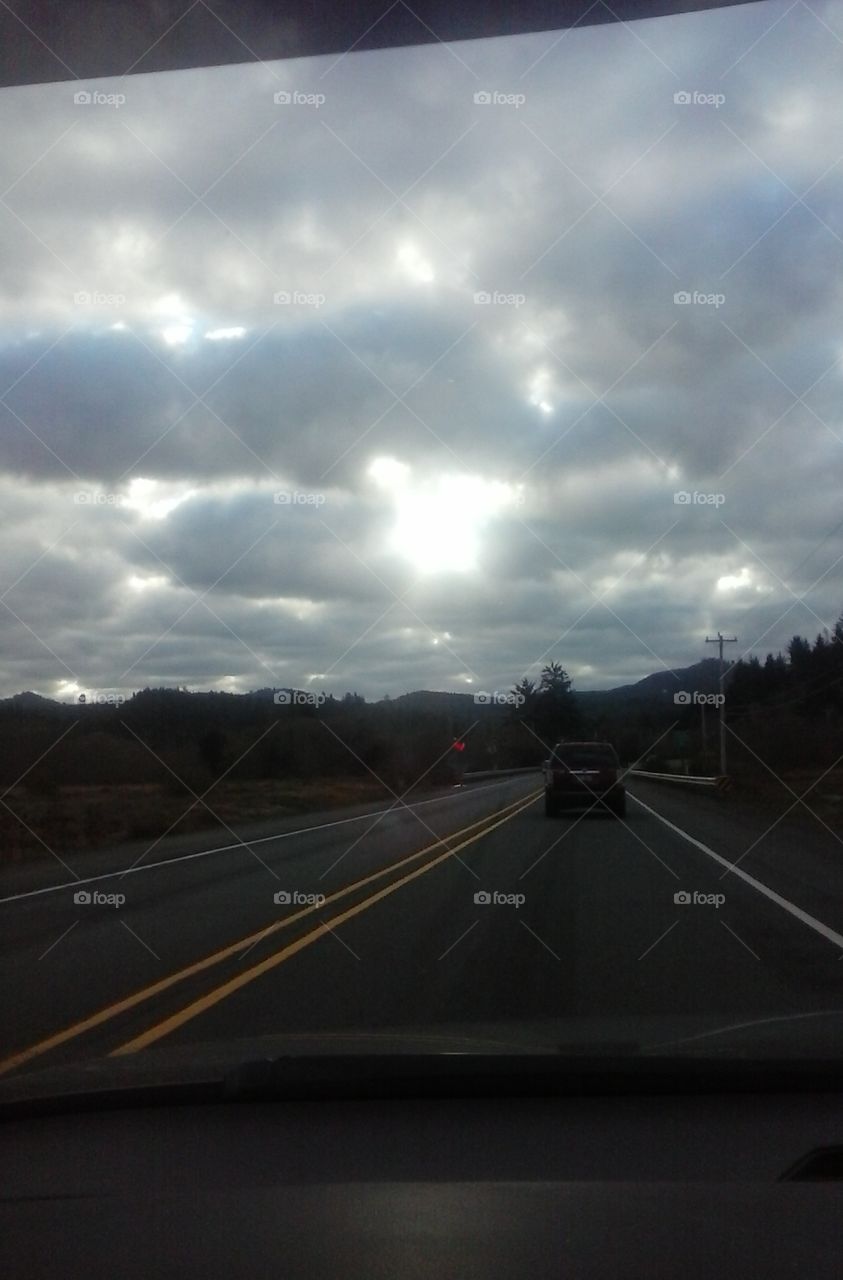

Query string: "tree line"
[[1, 608, 841, 793]]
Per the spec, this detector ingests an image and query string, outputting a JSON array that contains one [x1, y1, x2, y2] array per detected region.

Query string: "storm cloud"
[[1, 0, 842, 701]]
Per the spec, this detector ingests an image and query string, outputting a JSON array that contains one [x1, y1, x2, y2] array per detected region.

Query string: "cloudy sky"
[[1, 0, 842, 702]]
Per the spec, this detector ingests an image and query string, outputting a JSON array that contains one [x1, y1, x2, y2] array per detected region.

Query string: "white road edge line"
[[630, 790, 843, 951], [0, 778, 531, 905]]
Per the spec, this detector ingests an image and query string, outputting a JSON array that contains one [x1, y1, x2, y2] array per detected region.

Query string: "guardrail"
[[461, 765, 733, 790], [461, 767, 542, 781], [627, 769, 732, 791]]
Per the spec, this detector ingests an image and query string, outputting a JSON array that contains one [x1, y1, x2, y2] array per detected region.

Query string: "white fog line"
[[629, 790, 843, 951], [0, 778, 522, 905]]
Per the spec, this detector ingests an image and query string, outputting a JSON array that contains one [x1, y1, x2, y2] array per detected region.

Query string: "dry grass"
[[0, 776, 397, 865], [726, 766, 843, 828]]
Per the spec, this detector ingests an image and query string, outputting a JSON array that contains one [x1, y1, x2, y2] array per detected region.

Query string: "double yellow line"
[[0, 789, 541, 1076]]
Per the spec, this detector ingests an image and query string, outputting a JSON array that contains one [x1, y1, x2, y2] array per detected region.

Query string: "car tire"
[[612, 793, 626, 819], [544, 793, 558, 817]]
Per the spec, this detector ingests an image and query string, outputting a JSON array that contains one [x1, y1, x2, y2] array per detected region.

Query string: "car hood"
[[1, 1011, 843, 1108]]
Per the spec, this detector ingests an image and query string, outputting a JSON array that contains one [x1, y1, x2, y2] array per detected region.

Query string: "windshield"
[[2, 0, 843, 1097]]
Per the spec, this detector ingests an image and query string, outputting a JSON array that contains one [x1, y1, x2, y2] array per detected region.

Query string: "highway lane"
[[2, 775, 843, 1075], [0, 774, 539, 905], [628, 777, 843, 938], [125, 782, 843, 1058], [0, 775, 540, 1068]]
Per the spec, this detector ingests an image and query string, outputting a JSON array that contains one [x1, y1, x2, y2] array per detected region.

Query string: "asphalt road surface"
[[2, 773, 842, 1077]]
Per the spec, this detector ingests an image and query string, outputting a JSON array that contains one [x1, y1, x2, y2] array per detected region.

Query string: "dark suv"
[[543, 741, 626, 818]]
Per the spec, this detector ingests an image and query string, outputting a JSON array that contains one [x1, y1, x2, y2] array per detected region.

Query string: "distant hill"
[[0, 691, 64, 712], [390, 690, 480, 710], [577, 657, 724, 708], [0, 660, 727, 719], [394, 660, 724, 712]]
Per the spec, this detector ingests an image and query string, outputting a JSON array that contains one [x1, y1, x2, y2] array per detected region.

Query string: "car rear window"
[[552, 745, 618, 767]]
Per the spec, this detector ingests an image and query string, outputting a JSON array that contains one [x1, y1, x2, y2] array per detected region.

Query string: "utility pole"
[[705, 632, 737, 776]]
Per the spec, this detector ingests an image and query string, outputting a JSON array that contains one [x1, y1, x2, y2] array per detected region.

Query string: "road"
[[1, 773, 843, 1077]]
